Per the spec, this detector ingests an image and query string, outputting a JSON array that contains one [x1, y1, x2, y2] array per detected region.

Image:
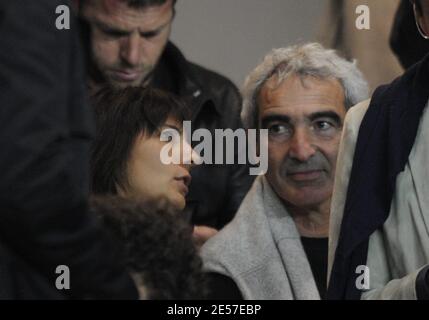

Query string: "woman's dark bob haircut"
[[90, 86, 190, 195]]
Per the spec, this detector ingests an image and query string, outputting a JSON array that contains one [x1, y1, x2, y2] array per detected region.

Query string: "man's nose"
[[120, 33, 142, 67], [288, 128, 316, 162]]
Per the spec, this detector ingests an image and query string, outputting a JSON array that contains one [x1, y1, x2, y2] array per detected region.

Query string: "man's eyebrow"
[[308, 111, 342, 125], [139, 19, 171, 37], [91, 13, 173, 37], [261, 115, 291, 128], [93, 20, 130, 35]]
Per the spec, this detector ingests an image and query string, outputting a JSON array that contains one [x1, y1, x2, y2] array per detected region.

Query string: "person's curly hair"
[[90, 196, 207, 299]]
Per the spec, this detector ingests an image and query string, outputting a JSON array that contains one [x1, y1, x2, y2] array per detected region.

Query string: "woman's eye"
[[160, 129, 176, 142]]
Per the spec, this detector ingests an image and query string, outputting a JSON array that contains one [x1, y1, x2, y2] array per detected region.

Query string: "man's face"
[[82, 0, 174, 88], [259, 75, 346, 210]]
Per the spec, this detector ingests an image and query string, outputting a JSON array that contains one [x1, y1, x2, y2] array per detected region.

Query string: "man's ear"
[[414, 3, 429, 38], [419, 15, 429, 36]]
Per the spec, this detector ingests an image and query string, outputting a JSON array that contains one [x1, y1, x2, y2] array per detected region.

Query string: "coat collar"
[[202, 175, 320, 299]]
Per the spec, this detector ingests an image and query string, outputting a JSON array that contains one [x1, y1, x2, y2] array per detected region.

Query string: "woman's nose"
[[181, 139, 201, 168]]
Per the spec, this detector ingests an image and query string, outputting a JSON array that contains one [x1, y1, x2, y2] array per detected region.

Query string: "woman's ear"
[[115, 182, 128, 197]]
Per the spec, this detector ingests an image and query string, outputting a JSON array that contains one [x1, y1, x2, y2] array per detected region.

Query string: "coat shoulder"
[[200, 182, 276, 277], [188, 62, 238, 92]]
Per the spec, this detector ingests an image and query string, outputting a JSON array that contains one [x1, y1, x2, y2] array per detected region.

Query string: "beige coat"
[[328, 99, 429, 299], [201, 176, 320, 300]]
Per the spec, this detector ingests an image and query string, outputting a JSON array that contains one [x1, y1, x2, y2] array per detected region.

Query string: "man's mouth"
[[287, 170, 324, 182], [111, 69, 143, 82]]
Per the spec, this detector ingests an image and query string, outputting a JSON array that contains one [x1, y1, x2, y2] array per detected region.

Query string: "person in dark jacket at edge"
[[0, 0, 139, 299], [78, 0, 255, 247], [328, 0, 429, 300], [390, 0, 429, 69]]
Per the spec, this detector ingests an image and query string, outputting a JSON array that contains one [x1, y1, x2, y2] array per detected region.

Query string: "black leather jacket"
[[0, 0, 137, 299], [153, 42, 255, 229]]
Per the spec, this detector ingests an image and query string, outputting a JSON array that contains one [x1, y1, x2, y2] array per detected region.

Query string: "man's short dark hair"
[[81, 0, 177, 10], [90, 86, 189, 195], [124, 0, 177, 8], [91, 196, 207, 299]]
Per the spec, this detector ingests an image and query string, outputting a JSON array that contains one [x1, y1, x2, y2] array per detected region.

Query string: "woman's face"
[[119, 118, 197, 214]]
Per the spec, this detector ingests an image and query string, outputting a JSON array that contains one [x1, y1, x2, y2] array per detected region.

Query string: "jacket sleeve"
[[0, 0, 137, 299], [361, 232, 428, 300], [360, 245, 428, 300]]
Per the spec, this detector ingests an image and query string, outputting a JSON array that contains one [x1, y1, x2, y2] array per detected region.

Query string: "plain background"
[[171, 0, 329, 88]]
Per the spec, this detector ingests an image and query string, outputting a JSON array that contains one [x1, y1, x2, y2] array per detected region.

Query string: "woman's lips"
[[174, 173, 191, 197], [175, 179, 189, 197]]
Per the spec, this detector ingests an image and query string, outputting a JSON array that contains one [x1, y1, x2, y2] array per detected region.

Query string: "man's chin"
[[108, 78, 145, 89], [285, 188, 331, 209]]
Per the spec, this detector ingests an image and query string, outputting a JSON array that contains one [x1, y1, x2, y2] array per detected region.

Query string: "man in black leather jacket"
[[80, 0, 255, 244]]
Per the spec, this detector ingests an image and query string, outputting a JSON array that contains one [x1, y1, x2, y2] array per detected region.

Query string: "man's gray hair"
[[241, 43, 369, 129]]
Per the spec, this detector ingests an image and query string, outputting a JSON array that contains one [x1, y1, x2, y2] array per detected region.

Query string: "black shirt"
[[206, 272, 243, 300], [301, 237, 329, 299]]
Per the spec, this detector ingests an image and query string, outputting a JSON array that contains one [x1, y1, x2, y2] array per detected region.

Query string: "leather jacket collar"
[[154, 42, 222, 119]]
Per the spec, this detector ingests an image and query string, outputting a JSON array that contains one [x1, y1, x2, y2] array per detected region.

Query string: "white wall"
[[171, 0, 328, 87]]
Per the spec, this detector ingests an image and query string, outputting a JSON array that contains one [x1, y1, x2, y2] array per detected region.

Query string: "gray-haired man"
[[201, 43, 368, 300]]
